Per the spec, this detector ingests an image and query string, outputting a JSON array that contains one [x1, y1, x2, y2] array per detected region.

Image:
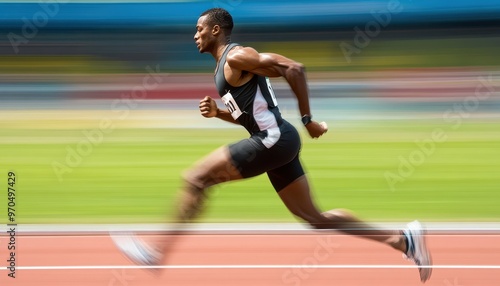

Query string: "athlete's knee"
[[182, 163, 235, 190], [182, 164, 222, 191], [182, 168, 206, 191]]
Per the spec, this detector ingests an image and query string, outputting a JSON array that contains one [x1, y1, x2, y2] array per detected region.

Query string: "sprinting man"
[[113, 7, 432, 283]]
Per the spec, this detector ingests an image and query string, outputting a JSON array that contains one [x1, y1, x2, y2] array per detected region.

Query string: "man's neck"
[[212, 38, 231, 61]]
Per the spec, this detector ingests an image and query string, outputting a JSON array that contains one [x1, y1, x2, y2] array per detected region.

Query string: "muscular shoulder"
[[225, 45, 282, 79], [226, 46, 260, 71]]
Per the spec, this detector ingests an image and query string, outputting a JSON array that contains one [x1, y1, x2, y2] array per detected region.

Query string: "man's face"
[[194, 15, 213, 53]]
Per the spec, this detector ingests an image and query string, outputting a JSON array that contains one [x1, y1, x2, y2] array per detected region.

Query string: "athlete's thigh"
[[230, 122, 302, 179], [278, 175, 325, 223], [267, 153, 305, 192], [228, 136, 283, 178], [185, 145, 243, 188]]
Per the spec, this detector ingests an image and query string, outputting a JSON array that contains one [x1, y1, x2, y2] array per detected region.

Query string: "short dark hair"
[[200, 8, 233, 35]]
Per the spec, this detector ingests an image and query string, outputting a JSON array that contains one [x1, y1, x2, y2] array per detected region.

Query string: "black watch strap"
[[301, 114, 312, 126]]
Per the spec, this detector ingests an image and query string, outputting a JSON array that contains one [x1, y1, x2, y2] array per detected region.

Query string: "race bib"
[[221, 92, 242, 120]]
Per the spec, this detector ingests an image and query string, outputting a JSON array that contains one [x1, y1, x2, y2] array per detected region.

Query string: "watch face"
[[302, 115, 311, 125]]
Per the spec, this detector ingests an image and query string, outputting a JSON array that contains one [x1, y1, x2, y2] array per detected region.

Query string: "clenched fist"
[[199, 96, 218, 118], [305, 121, 328, 139]]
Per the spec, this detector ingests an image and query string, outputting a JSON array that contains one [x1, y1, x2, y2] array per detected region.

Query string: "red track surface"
[[2, 233, 500, 285]]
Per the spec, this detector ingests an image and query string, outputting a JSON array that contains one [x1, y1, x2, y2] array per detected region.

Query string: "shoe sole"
[[110, 232, 154, 266], [410, 221, 433, 282]]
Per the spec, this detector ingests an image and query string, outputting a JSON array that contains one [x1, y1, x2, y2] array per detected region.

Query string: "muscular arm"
[[227, 48, 311, 118], [226, 47, 327, 138]]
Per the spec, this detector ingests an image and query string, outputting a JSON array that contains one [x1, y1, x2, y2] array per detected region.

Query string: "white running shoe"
[[403, 220, 432, 283], [111, 232, 161, 266]]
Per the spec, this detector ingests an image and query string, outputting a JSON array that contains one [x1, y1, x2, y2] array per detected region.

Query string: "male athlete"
[[113, 8, 432, 283]]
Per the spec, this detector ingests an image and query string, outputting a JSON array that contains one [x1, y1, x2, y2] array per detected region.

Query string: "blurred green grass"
[[1, 120, 499, 224]]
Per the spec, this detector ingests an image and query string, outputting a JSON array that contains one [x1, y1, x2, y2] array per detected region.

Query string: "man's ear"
[[212, 25, 221, 36]]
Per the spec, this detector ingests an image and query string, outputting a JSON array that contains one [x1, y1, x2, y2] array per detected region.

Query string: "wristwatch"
[[301, 114, 312, 126]]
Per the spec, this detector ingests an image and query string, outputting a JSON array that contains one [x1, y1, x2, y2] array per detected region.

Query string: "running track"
[[2, 229, 500, 286]]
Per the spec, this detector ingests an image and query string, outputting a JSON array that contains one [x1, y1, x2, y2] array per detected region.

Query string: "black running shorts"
[[228, 120, 305, 192]]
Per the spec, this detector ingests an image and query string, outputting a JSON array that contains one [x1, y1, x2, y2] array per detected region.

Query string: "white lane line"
[[14, 234, 500, 239], [4, 265, 500, 270]]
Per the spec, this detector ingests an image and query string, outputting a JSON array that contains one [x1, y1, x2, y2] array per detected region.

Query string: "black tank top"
[[214, 43, 283, 136]]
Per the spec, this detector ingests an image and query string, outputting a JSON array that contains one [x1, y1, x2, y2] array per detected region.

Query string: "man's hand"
[[199, 96, 218, 118], [305, 121, 328, 139]]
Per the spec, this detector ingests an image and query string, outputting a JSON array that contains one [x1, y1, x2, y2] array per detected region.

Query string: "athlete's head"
[[194, 8, 233, 53]]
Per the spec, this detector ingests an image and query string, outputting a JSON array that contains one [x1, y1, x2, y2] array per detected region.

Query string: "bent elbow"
[[293, 62, 305, 72], [286, 62, 305, 78]]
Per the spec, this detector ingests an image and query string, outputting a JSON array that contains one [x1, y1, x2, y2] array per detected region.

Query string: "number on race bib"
[[221, 92, 243, 120]]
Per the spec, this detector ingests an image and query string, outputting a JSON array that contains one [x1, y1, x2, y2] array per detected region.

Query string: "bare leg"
[[278, 175, 407, 253], [176, 145, 242, 220], [156, 146, 243, 261]]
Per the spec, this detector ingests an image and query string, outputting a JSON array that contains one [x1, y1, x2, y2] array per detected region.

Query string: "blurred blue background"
[[1, 0, 500, 73]]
